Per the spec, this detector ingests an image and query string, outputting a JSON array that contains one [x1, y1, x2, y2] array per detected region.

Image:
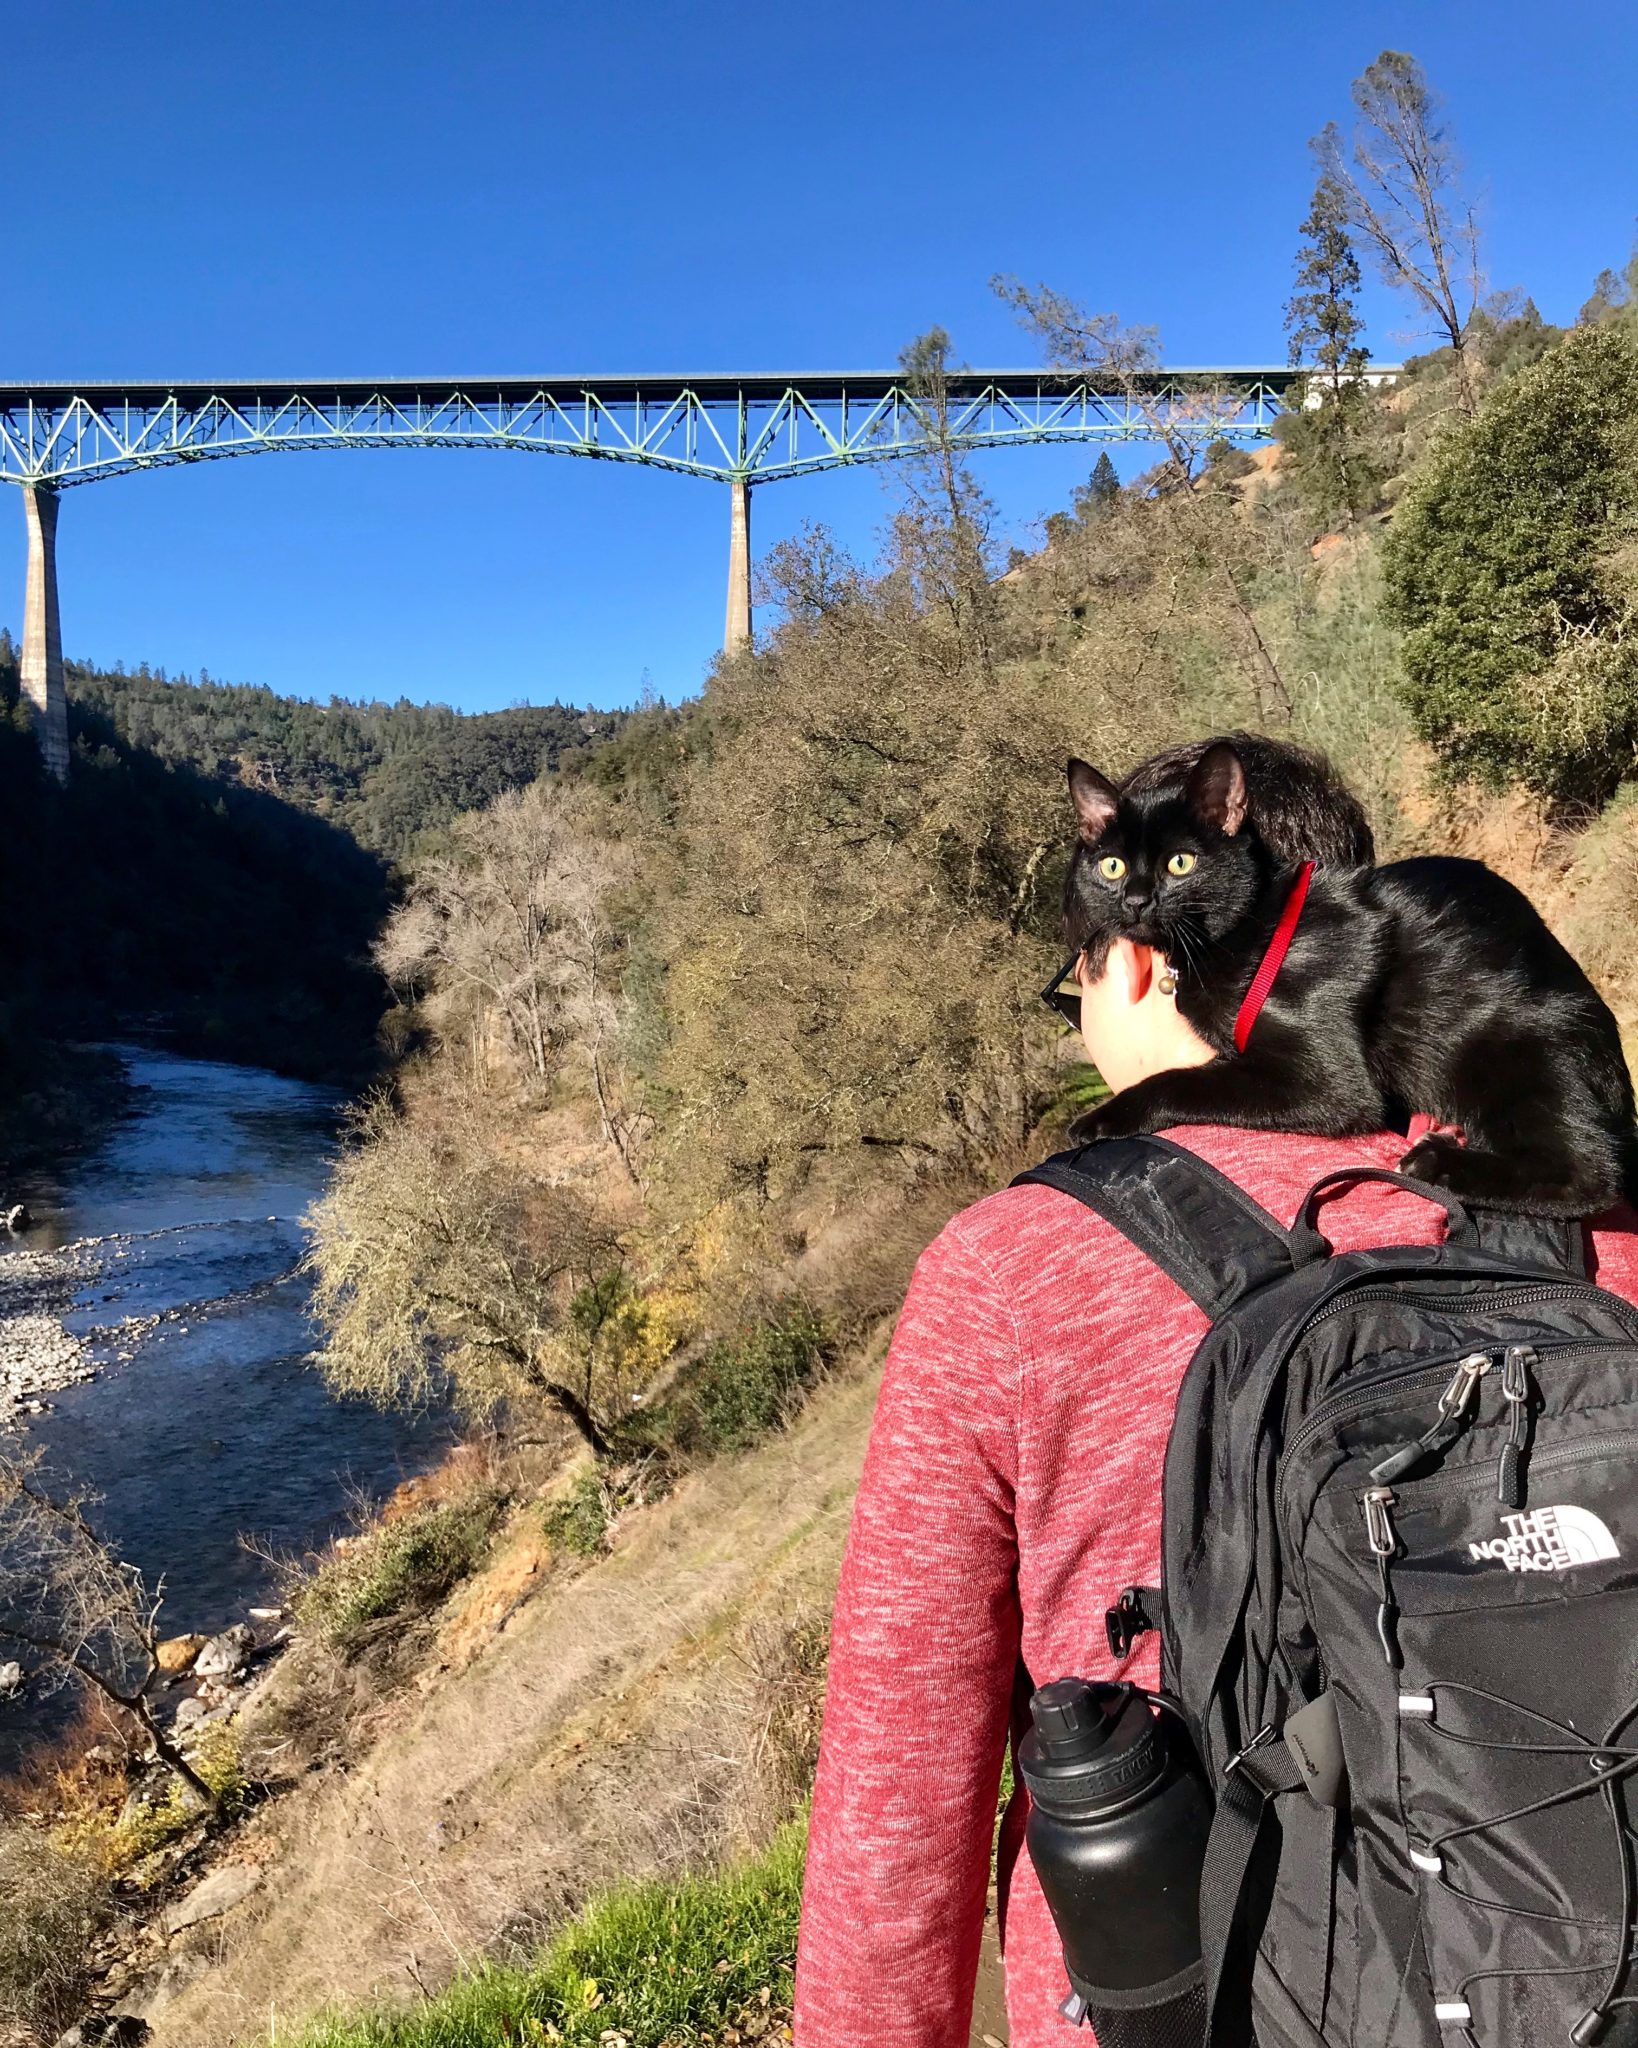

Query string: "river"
[[0, 1045, 453, 1765]]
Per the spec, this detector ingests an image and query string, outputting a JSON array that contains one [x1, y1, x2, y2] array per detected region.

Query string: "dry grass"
[[722, 1611, 830, 1847], [138, 1358, 876, 2047], [0, 1823, 109, 2040], [0, 1689, 139, 1825]]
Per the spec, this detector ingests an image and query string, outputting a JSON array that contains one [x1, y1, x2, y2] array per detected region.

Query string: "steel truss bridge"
[[0, 365, 1345, 780]]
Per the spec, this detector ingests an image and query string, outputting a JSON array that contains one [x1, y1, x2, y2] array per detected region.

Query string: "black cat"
[[1063, 737, 1638, 1215]]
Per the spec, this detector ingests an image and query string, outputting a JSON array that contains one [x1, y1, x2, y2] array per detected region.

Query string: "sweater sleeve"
[[795, 1218, 1024, 2048]]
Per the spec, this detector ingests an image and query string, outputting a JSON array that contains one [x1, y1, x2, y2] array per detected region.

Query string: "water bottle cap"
[[1030, 1678, 1119, 1756]]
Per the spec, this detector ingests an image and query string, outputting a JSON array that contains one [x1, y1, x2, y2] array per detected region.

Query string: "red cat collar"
[[1233, 861, 1316, 1053]]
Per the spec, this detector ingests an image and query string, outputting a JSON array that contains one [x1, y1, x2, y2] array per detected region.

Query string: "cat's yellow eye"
[[1167, 851, 1198, 877], [1098, 855, 1127, 881]]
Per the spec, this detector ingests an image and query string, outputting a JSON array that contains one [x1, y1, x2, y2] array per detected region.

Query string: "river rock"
[[193, 1624, 253, 1679], [155, 1634, 207, 1676], [162, 1861, 263, 1934], [0, 1661, 22, 1697]]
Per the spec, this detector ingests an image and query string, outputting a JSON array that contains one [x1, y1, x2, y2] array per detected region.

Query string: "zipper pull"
[[1369, 1353, 1493, 1486], [1362, 1486, 1403, 1669], [1497, 1345, 1537, 1509], [1363, 1485, 1398, 1557]]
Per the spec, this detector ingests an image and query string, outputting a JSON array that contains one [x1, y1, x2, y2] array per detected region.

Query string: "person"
[[791, 744, 1638, 2048]]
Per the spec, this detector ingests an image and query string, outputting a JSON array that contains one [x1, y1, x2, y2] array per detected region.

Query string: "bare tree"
[[305, 1095, 629, 1455], [551, 839, 646, 1185], [1317, 51, 1482, 413], [893, 328, 1000, 685], [993, 277, 1294, 723], [0, 1455, 215, 1806], [378, 781, 644, 1175], [378, 782, 580, 1087]]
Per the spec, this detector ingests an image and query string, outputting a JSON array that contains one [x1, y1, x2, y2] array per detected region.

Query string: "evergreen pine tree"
[[1283, 168, 1380, 524], [1076, 450, 1121, 520]]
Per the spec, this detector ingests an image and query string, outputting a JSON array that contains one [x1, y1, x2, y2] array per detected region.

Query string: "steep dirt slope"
[[145, 1359, 883, 2046]]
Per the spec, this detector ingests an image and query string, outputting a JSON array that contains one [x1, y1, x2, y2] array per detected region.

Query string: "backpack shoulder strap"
[[1011, 1134, 1298, 1316]]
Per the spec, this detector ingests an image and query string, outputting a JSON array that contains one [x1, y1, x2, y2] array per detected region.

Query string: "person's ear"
[[1067, 758, 1120, 844], [1185, 741, 1249, 836]]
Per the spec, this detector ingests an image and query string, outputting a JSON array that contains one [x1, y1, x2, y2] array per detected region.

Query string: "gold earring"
[[1158, 972, 1177, 996]]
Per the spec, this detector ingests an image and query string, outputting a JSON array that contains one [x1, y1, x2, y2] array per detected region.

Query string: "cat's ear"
[[1186, 741, 1250, 837], [1067, 759, 1120, 843]]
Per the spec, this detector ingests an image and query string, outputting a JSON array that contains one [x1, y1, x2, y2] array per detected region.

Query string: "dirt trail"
[[146, 1362, 881, 2046]]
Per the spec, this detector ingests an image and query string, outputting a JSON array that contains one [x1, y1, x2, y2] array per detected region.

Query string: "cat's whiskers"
[[1168, 917, 1205, 981]]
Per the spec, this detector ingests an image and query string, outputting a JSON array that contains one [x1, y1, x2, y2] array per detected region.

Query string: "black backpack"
[[1013, 1135, 1638, 2048]]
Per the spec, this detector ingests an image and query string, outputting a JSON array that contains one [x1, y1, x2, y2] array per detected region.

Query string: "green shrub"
[[283, 1818, 806, 2047], [101, 1722, 250, 1869], [0, 1824, 108, 2036], [296, 1489, 504, 1654], [541, 1469, 612, 1558], [1383, 325, 1638, 805], [669, 1308, 829, 1458]]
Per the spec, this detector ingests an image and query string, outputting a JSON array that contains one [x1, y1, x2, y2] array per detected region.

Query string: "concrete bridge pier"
[[724, 477, 751, 655], [21, 484, 68, 783]]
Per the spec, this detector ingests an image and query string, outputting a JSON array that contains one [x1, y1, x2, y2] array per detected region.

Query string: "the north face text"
[[1468, 1503, 1621, 1573]]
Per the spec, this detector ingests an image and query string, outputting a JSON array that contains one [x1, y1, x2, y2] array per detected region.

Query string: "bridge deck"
[[0, 366, 1307, 409]]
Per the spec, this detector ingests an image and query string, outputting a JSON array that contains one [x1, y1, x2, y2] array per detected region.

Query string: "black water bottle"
[[1019, 1677, 1212, 2045]]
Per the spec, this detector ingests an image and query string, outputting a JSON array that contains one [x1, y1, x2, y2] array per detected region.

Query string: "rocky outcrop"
[[155, 1636, 206, 1676], [192, 1627, 253, 1682], [161, 1864, 263, 1937]]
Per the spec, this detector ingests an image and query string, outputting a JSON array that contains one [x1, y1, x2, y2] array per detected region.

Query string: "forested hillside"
[[21, 649, 625, 860], [0, 643, 628, 1145]]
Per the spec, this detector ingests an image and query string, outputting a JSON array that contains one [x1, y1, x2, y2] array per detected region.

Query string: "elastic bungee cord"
[[1409, 1681, 1638, 2042]]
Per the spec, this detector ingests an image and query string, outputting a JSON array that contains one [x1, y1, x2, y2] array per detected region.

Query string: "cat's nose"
[[1122, 890, 1152, 918]]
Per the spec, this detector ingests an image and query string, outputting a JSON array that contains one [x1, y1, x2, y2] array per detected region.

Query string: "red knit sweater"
[[794, 1122, 1638, 2048]]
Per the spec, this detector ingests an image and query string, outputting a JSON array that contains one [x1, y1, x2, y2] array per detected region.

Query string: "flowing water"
[[0, 1044, 453, 1765]]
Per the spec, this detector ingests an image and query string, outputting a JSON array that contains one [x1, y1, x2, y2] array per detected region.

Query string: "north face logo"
[[1469, 1504, 1622, 1573]]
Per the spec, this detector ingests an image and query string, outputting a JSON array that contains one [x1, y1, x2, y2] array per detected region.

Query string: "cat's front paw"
[[1398, 1134, 1461, 1187], [1067, 1092, 1146, 1145]]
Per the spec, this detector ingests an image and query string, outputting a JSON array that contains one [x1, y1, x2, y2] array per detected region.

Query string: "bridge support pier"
[[723, 477, 751, 655], [21, 484, 68, 783]]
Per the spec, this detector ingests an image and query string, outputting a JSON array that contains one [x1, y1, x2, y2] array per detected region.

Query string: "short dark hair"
[[1117, 732, 1375, 868]]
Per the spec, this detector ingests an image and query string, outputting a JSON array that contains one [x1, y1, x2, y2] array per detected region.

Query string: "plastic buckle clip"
[[1224, 1724, 1277, 1778], [1104, 1586, 1156, 1659]]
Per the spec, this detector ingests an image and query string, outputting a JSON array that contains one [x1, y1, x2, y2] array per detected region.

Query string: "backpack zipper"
[[1498, 1345, 1536, 1508], [1299, 1278, 1620, 1335], [1368, 1353, 1493, 1485], [1279, 1326, 1628, 1478], [1392, 1428, 1638, 1505], [1361, 1485, 1403, 1668]]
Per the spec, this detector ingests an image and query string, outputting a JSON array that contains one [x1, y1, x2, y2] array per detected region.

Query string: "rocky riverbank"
[[0, 1242, 104, 1419], [5, 1600, 303, 2047], [0, 1237, 165, 1427]]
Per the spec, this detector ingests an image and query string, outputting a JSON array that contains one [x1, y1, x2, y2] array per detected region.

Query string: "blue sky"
[[3, 0, 1634, 714]]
